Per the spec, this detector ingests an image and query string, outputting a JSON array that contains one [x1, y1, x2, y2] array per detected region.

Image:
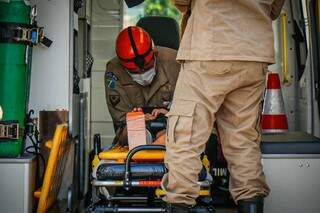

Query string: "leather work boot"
[[237, 196, 264, 213], [167, 203, 191, 213]]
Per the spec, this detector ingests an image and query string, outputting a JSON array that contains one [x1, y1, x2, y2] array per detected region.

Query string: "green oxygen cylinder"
[[0, 0, 31, 157]]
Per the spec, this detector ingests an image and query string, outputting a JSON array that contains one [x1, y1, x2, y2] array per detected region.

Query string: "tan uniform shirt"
[[105, 46, 180, 130], [175, 0, 284, 63]]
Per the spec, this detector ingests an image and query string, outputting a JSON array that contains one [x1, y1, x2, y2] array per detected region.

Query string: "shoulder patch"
[[106, 78, 117, 90], [106, 71, 118, 81], [106, 71, 118, 90]]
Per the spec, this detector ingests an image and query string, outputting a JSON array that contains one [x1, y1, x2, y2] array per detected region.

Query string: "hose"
[[24, 109, 46, 188]]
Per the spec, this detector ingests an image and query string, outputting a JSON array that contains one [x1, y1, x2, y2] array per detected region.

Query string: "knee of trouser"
[[166, 99, 197, 145]]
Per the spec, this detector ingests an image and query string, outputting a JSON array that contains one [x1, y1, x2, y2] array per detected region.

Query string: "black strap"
[[128, 27, 140, 59], [117, 45, 153, 63], [0, 22, 32, 44], [41, 36, 53, 48]]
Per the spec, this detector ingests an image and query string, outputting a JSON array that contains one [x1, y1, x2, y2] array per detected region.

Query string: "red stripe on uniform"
[[267, 73, 281, 89], [261, 114, 288, 129]]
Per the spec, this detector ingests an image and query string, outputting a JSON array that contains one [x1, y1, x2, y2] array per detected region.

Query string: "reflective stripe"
[[262, 89, 285, 114], [262, 129, 288, 134]]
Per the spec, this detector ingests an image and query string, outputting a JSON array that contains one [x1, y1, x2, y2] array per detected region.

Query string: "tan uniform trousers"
[[162, 61, 270, 205]]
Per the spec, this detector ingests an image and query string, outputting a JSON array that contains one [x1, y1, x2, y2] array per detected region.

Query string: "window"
[[123, 0, 181, 28]]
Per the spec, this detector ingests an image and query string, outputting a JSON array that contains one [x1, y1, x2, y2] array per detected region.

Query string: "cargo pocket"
[[166, 100, 197, 144], [254, 94, 264, 143]]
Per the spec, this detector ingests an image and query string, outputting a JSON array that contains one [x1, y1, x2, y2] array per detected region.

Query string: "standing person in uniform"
[[162, 0, 285, 212], [105, 26, 180, 145]]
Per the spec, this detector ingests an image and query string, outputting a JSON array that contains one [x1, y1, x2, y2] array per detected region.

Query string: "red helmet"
[[116, 26, 154, 73]]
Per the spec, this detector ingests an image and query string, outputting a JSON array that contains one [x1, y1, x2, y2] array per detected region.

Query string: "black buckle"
[[0, 121, 19, 140]]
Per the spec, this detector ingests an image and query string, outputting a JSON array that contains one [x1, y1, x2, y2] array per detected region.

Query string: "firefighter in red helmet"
[[105, 26, 180, 145]]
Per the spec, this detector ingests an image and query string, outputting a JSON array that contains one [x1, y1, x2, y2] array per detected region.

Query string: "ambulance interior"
[[0, 0, 320, 213]]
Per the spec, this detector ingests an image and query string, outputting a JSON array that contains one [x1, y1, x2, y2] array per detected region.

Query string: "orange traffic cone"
[[261, 72, 288, 133]]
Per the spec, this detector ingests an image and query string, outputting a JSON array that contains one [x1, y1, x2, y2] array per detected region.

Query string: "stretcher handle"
[[93, 134, 101, 155], [124, 145, 166, 189]]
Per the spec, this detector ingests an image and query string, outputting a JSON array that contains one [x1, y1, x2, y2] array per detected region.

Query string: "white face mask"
[[129, 67, 156, 86]]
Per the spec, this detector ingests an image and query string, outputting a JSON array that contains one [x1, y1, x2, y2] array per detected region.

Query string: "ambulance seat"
[[137, 16, 180, 50]]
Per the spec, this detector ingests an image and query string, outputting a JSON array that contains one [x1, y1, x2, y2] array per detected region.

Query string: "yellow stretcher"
[[89, 136, 214, 213], [90, 111, 212, 212]]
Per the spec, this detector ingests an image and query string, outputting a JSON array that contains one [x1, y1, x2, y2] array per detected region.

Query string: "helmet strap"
[[127, 26, 153, 69]]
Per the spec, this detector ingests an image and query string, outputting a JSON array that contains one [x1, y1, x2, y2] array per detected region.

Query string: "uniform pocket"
[[207, 61, 232, 75], [166, 99, 196, 144], [255, 101, 263, 143]]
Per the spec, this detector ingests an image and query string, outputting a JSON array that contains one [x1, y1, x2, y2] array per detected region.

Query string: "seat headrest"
[[137, 16, 180, 50]]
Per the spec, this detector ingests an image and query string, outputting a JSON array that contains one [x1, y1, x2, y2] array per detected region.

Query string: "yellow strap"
[[45, 140, 53, 149], [280, 12, 291, 86], [202, 155, 210, 171], [34, 189, 41, 199], [92, 155, 100, 169]]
